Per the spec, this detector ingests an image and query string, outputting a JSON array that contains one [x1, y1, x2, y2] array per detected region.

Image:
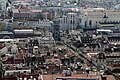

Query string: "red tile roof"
[[0, 77, 17, 80]]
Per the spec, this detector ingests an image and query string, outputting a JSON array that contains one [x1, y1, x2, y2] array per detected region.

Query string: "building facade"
[[59, 12, 79, 30], [80, 8, 120, 28], [52, 19, 61, 41]]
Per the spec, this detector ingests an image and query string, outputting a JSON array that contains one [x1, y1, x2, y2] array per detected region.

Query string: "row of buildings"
[[1, 0, 120, 31], [10, 7, 120, 30]]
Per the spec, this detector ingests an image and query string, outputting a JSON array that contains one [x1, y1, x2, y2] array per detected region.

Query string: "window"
[[89, 20, 92, 26], [70, 20, 72, 24], [79, 19, 81, 23], [85, 21, 87, 27]]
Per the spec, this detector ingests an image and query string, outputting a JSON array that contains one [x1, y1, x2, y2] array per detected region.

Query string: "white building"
[[0, 0, 8, 16], [0, 0, 8, 10], [80, 8, 120, 28], [27, 19, 53, 31], [36, 31, 55, 47], [59, 12, 79, 30], [37, 37, 55, 47]]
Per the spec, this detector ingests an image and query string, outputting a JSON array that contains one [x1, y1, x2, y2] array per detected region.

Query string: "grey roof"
[[0, 31, 13, 35]]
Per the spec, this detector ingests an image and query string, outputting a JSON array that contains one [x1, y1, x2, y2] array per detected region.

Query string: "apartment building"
[[12, 9, 42, 21]]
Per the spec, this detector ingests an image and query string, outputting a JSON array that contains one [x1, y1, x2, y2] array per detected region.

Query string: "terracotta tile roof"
[[3, 57, 14, 64], [16, 73, 99, 80], [4, 73, 109, 80], [66, 51, 74, 56], [112, 64, 120, 67], [43, 74, 100, 80], [0, 77, 17, 80], [24, 56, 45, 63], [106, 56, 120, 58], [14, 59, 24, 64], [0, 43, 5, 49], [46, 58, 61, 64], [107, 75, 116, 80], [21, 74, 39, 79], [43, 74, 62, 80]]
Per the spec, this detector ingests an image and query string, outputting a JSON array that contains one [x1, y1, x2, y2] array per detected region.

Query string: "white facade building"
[[0, 0, 7, 10], [27, 19, 53, 31], [80, 8, 120, 28], [36, 31, 55, 47], [37, 19, 53, 31], [0, 0, 8, 16], [37, 37, 55, 47]]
